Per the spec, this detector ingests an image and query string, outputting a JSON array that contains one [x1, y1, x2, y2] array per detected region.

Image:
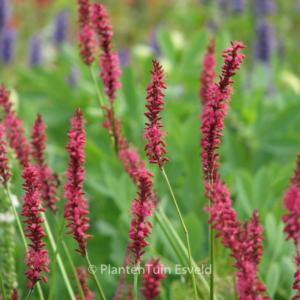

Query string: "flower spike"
[[144, 59, 169, 169], [21, 164, 50, 288], [64, 108, 92, 257]]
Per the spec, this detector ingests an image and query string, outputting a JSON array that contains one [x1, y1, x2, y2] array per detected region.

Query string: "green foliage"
[[1, 0, 300, 299]]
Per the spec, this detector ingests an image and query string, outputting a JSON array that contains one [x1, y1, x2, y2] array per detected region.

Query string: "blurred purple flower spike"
[[0, 26, 16, 64], [232, 0, 245, 14], [54, 9, 69, 46], [255, 20, 274, 64], [255, 0, 276, 16], [29, 34, 43, 67], [150, 27, 161, 57], [118, 47, 130, 68], [0, 0, 10, 32]]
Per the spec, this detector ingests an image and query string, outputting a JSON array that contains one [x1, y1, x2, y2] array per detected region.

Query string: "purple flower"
[[232, 0, 245, 14], [64, 108, 92, 257], [54, 9, 69, 46], [0, 0, 10, 31], [28, 34, 43, 67], [118, 47, 131, 68], [144, 59, 169, 169], [21, 164, 50, 288], [67, 65, 81, 88], [0, 26, 16, 64], [255, 0, 276, 16], [255, 20, 274, 64], [149, 28, 161, 57]]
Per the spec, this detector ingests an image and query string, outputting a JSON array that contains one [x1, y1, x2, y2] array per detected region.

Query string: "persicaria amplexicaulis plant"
[[141, 258, 166, 300], [64, 108, 92, 257], [144, 59, 169, 169], [127, 169, 154, 265], [31, 114, 60, 213], [21, 164, 50, 288], [0, 123, 12, 186], [283, 155, 300, 300]]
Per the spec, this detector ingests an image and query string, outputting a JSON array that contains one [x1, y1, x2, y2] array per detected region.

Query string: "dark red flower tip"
[[92, 3, 122, 103], [200, 38, 217, 108]]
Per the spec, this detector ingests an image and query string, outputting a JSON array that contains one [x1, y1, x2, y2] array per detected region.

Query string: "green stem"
[[0, 271, 7, 300], [155, 210, 204, 297], [25, 288, 34, 300], [41, 213, 76, 300], [161, 168, 198, 300], [90, 66, 117, 150], [133, 265, 139, 300], [5, 187, 45, 300], [84, 252, 106, 300], [90, 66, 104, 108], [61, 240, 85, 300], [208, 178, 214, 300]]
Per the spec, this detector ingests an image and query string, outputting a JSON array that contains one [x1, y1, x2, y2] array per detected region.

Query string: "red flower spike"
[[200, 41, 246, 182], [0, 123, 12, 186], [141, 258, 166, 300], [200, 38, 217, 109], [206, 181, 269, 299], [144, 59, 169, 169], [127, 169, 154, 265], [0, 84, 31, 166], [283, 155, 300, 299], [92, 3, 122, 103], [31, 114, 60, 213], [77, 0, 97, 65], [21, 164, 50, 288], [73, 266, 95, 300], [11, 288, 19, 300], [64, 108, 92, 257]]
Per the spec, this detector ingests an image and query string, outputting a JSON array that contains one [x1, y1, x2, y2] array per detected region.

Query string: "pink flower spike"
[[141, 258, 166, 300], [283, 155, 300, 299], [64, 108, 92, 257], [0, 123, 12, 186], [200, 41, 246, 182], [73, 266, 95, 300], [92, 3, 122, 103], [0, 84, 31, 166], [21, 164, 50, 288], [77, 0, 97, 65], [31, 114, 60, 213], [144, 59, 169, 169], [200, 38, 217, 109], [127, 169, 154, 265]]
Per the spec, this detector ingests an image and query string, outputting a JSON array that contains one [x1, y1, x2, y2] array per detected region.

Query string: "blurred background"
[[1, 0, 300, 299]]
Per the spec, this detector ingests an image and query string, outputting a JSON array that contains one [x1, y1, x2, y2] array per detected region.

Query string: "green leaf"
[[235, 170, 253, 218], [265, 262, 280, 297]]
